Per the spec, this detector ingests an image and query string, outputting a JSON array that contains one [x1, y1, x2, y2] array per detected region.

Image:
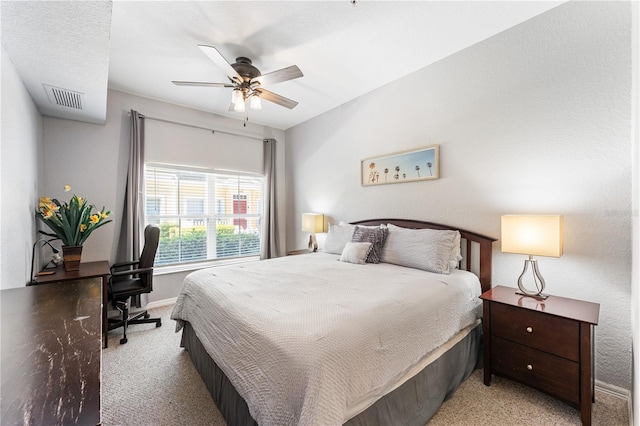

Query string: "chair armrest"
[[110, 267, 154, 277], [110, 260, 140, 273]]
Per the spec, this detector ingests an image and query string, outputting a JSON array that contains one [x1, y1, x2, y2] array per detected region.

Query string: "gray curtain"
[[116, 109, 145, 306], [260, 139, 279, 259]]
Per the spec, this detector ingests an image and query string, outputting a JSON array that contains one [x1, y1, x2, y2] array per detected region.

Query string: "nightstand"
[[480, 286, 600, 426], [287, 249, 312, 255]]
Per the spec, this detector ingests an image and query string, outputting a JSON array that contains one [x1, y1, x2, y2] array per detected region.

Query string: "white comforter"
[[171, 253, 481, 426]]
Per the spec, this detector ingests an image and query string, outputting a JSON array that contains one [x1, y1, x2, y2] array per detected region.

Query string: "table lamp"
[[301, 213, 324, 252], [501, 215, 563, 299], [29, 238, 62, 285]]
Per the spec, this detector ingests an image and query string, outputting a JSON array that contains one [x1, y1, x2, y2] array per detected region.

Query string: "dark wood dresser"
[[1, 279, 102, 425], [481, 286, 600, 426]]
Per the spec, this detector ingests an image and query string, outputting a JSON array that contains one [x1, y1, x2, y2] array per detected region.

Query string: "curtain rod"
[[137, 114, 265, 142]]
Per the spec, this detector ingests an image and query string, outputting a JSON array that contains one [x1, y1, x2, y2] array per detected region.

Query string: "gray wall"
[[286, 1, 633, 390], [1, 46, 43, 289]]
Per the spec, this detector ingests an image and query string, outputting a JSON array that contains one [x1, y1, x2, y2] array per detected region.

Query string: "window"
[[145, 165, 263, 266], [146, 197, 161, 216]]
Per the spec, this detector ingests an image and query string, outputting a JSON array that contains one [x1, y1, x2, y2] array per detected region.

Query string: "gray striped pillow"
[[352, 226, 388, 264]]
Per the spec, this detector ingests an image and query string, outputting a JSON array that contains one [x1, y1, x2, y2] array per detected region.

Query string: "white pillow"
[[322, 223, 356, 254], [340, 221, 387, 229], [339, 242, 372, 265], [450, 232, 462, 269], [380, 224, 459, 274]]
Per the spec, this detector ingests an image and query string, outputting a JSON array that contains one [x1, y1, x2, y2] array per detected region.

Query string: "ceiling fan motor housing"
[[232, 57, 261, 82]]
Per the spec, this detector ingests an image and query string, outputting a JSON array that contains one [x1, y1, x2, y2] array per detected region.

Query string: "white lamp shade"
[[233, 98, 246, 112], [232, 89, 246, 112], [302, 213, 324, 233], [232, 89, 243, 104], [250, 95, 262, 110], [501, 215, 563, 257]]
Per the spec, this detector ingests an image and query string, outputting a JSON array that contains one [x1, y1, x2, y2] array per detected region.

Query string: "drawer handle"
[[526, 326, 533, 333], [527, 364, 533, 371]]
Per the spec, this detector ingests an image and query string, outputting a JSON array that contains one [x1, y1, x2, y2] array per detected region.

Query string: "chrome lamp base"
[[516, 256, 549, 300], [308, 234, 318, 252]]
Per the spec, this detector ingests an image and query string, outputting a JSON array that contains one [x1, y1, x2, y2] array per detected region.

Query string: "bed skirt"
[[180, 321, 482, 426]]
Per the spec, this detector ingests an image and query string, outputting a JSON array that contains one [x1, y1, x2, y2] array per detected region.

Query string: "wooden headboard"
[[351, 219, 497, 294]]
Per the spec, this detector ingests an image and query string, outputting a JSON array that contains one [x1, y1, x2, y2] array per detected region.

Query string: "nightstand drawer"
[[491, 336, 579, 405], [491, 302, 579, 361]]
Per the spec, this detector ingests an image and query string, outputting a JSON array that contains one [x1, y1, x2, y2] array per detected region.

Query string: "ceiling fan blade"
[[252, 65, 303, 86], [198, 45, 243, 84], [172, 81, 234, 88], [255, 88, 298, 109]]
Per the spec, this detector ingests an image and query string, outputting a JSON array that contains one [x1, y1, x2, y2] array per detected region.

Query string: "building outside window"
[[145, 165, 263, 266], [233, 194, 248, 229]]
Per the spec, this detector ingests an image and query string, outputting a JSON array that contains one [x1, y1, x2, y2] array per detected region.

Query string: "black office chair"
[[108, 225, 162, 344]]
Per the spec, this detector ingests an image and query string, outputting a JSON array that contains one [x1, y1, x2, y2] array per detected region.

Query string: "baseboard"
[[146, 297, 177, 310], [595, 380, 632, 425]]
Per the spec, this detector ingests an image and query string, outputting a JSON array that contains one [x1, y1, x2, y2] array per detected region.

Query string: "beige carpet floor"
[[103, 306, 629, 426]]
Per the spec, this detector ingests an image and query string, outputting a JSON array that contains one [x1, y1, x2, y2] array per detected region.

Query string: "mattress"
[[171, 252, 482, 425]]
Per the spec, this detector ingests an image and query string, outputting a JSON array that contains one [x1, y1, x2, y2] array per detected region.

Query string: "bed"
[[171, 219, 496, 425]]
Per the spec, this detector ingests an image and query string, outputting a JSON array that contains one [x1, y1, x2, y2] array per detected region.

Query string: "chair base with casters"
[[107, 299, 161, 344]]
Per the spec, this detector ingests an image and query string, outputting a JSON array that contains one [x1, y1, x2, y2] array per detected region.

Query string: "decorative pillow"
[[352, 225, 388, 264], [339, 242, 372, 265], [322, 223, 356, 254], [380, 224, 459, 274]]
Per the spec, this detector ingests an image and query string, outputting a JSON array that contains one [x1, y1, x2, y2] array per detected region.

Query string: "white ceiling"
[[2, 1, 564, 130], [1, 1, 112, 124]]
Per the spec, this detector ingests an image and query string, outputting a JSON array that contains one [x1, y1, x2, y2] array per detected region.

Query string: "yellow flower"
[[89, 214, 99, 224], [80, 224, 87, 232], [64, 185, 71, 192], [40, 197, 51, 203], [39, 202, 58, 213], [77, 197, 84, 206], [100, 212, 109, 219], [43, 210, 53, 219]]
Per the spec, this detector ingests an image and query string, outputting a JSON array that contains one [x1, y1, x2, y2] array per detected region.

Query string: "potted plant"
[[36, 185, 112, 271]]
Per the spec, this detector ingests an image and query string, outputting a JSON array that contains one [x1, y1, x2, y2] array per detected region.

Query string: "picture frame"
[[361, 144, 439, 186]]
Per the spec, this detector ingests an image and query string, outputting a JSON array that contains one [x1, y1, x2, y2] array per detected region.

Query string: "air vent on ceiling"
[[43, 84, 84, 110]]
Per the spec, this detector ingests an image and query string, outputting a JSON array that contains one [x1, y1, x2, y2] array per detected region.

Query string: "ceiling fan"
[[172, 45, 303, 112]]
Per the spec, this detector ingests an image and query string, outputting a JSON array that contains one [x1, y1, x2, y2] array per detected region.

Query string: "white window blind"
[[145, 165, 263, 266], [145, 119, 263, 175]]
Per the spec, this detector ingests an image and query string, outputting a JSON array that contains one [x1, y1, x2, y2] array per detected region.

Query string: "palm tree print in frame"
[[361, 145, 439, 186]]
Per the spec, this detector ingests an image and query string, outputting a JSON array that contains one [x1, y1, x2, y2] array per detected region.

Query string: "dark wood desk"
[[1, 280, 101, 425], [36, 261, 110, 348]]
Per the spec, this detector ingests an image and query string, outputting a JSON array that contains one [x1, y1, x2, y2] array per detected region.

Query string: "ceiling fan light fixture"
[[234, 97, 246, 112], [232, 88, 243, 104], [250, 94, 262, 111], [231, 89, 246, 112]]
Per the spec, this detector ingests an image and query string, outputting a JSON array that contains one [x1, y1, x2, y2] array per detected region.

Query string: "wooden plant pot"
[[62, 245, 83, 271]]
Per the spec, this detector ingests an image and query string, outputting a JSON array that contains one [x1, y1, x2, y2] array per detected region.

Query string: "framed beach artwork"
[[361, 145, 440, 186]]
